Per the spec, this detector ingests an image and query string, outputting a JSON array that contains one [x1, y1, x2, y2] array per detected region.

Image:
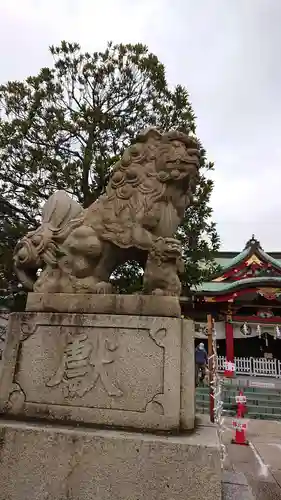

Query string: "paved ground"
[[198, 414, 281, 498], [223, 417, 281, 499]]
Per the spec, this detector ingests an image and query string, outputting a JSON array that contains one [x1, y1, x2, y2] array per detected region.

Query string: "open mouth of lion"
[[166, 153, 200, 178]]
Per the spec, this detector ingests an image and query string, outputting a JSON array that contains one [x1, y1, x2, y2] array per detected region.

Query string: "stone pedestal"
[[0, 294, 222, 499], [0, 308, 194, 431], [0, 420, 222, 500]]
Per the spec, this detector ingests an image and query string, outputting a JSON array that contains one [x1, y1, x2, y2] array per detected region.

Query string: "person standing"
[[195, 342, 208, 385]]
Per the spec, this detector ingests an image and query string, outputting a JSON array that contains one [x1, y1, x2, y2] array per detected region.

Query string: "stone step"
[[196, 406, 281, 421], [196, 401, 281, 419], [232, 390, 281, 398], [196, 404, 281, 421], [196, 395, 281, 409], [244, 397, 281, 406], [246, 412, 281, 421], [222, 376, 281, 388], [246, 404, 281, 414], [231, 390, 280, 398], [196, 387, 281, 401], [196, 385, 281, 420], [238, 402, 279, 412], [196, 402, 235, 416], [196, 393, 281, 407], [196, 385, 281, 397]]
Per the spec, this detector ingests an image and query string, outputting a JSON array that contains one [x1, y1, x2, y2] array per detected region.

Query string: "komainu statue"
[[14, 128, 200, 296]]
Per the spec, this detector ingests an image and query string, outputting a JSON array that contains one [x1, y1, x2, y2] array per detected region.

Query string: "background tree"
[[0, 41, 220, 306]]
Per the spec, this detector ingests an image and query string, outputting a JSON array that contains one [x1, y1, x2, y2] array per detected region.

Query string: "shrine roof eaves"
[[215, 252, 281, 269], [192, 276, 281, 295], [212, 236, 281, 277]]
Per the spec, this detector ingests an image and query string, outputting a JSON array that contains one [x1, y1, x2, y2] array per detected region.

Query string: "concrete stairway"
[[196, 383, 281, 420]]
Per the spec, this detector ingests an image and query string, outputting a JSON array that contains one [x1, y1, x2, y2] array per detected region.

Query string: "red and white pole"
[[224, 360, 236, 378], [207, 314, 215, 423], [232, 390, 249, 445]]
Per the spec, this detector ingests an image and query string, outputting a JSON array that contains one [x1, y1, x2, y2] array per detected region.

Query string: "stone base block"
[[0, 420, 222, 500], [26, 293, 181, 317], [0, 312, 195, 431]]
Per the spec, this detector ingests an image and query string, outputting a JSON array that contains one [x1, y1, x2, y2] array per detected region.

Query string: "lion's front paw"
[[93, 281, 113, 294]]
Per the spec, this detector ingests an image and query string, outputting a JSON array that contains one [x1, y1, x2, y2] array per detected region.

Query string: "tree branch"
[[0, 196, 37, 225]]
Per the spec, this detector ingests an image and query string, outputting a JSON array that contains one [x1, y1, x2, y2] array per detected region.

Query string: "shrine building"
[[181, 235, 281, 378]]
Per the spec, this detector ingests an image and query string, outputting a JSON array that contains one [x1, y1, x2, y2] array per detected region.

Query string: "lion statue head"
[[13, 190, 84, 290], [13, 225, 58, 290], [107, 128, 199, 205], [146, 237, 185, 273]]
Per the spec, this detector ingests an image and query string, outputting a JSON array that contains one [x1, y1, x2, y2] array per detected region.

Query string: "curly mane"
[[84, 128, 199, 250]]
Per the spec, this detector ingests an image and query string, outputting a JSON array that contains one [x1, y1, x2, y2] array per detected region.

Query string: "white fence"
[[217, 356, 281, 378]]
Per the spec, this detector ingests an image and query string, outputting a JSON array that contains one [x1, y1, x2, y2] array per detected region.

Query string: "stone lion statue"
[[143, 237, 185, 296], [14, 128, 200, 296]]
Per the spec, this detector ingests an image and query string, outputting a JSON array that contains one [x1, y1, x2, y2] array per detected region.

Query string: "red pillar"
[[226, 318, 234, 361], [225, 313, 235, 377]]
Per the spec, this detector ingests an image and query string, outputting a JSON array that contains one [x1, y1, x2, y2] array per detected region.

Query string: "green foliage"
[[0, 41, 220, 302]]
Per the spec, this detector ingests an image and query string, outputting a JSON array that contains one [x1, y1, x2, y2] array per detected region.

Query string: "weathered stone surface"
[[0, 420, 222, 500], [0, 312, 196, 431], [26, 292, 181, 317], [181, 318, 195, 429], [0, 311, 8, 360], [13, 129, 200, 296]]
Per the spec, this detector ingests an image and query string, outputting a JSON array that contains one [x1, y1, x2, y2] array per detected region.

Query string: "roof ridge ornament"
[[244, 234, 262, 250]]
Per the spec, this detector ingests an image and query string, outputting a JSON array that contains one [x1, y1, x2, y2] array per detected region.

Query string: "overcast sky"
[[1, 0, 280, 251]]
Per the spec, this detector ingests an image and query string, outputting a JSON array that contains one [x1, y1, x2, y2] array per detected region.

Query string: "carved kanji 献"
[[46, 332, 122, 398]]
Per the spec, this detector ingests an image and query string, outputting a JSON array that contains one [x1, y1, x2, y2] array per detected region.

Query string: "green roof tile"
[[192, 276, 281, 294], [258, 249, 281, 270], [214, 248, 250, 271], [215, 253, 281, 270]]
